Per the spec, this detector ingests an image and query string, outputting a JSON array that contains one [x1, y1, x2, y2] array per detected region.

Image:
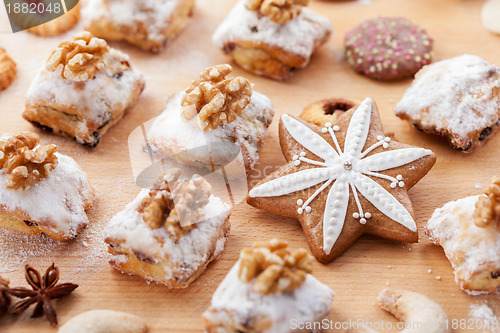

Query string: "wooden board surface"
[[1, 0, 499, 331]]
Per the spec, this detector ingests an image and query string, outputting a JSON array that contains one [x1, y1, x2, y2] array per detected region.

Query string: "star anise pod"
[[0, 276, 11, 316], [9, 264, 78, 327]]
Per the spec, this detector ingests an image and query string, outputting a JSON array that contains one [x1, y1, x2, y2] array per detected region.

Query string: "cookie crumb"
[[435, 276, 441, 280], [428, 269, 433, 273]]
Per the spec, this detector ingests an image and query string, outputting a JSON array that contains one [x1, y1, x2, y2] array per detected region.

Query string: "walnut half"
[[46, 31, 110, 82], [0, 132, 58, 191], [137, 173, 212, 240], [238, 239, 313, 295], [246, 0, 309, 24], [474, 177, 500, 228], [181, 64, 253, 131]]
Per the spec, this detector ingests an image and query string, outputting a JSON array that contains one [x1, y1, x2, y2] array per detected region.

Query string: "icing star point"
[[247, 97, 436, 263]]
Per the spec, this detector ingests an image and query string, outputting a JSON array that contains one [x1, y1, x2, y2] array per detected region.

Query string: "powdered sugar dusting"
[[426, 195, 500, 293], [0, 153, 93, 238], [469, 303, 499, 332], [82, 0, 178, 45], [0, 211, 107, 275], [104, 185, 231, 280], [25, 48, 144, 136], [396, 54, 500, 139], [147, 90, 274, 171], [212, 0, 333, 59], [203, 261, 334, 333]]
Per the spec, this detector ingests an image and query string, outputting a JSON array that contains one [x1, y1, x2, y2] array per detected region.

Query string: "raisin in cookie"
[[395, 54, 500, 152]]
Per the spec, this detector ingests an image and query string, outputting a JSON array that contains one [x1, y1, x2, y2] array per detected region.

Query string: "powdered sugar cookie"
[[482, 0, 500, 35], [354, 288, 451, 333], [247, 98, 436, 263], [203, 239, 334, 332], [0, 48, 16, 92], [344, 16, 433, 80], [105, 172, 231, 288], [0, 132, 94, 242], [395, 54, 500, 152], [59, 310, 148, 333], [426, 178, 500, 293], [146, 64, 274, 174], [83, 0, 195, 53], [23, 32, 145, 147], [212, 0, 332, 80]]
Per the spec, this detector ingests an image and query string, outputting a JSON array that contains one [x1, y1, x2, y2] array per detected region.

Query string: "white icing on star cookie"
[[249, 98, 433, 254]]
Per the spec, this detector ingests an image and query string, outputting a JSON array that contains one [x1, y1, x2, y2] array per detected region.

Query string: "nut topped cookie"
[[395, 54, 500, 152], [23, 32, 145, 147], [105, 171, 231, 288], [203, 239, 334, 332], [212, 0, 332, 80], [426, 178, 500, 293], [0, 132, 94, 241], [83, 0, 195, 53], [248, 98, 436, 263], [474, 176, 500, 228], [146, 64, 274, 173]]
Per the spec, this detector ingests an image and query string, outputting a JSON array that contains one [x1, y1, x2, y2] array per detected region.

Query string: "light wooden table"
[[0, 0, 499, 332]]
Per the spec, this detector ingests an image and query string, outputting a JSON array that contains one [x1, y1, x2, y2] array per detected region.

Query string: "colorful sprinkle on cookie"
[[344, 16, 433, 80]]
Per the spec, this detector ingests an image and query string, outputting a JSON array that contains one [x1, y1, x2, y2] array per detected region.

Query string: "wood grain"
[[0, 0, 499, 332]]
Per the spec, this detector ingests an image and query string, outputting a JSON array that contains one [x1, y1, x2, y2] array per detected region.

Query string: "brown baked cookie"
[[28, 3, 80, 37], [0, 48, 16, 92], [212, 0, 332, 80], [344, 16, 433, 81], [300, 98, 358, 127], [247, 98, 436, 263], [83, 0, 195, 53]]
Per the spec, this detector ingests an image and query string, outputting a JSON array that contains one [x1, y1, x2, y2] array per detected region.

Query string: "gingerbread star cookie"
[[247, 98, 436, 263]]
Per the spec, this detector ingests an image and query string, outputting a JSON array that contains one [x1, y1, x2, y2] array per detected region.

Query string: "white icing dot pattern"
[[249, 98, 429, 254], [354, 174, 417, 232]]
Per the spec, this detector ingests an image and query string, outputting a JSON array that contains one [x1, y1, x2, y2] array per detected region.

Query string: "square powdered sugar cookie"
[[0, 132, 94, 242], [212, 0, 332, 80], [23, 32, 145, 147], [395, 54, 500, 152], [426, 191, 500, 293], [146, 64, 274, 174], [105, 172, 231, 288], [203, 239, 334, 333], [83, 0, 195, 53]]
